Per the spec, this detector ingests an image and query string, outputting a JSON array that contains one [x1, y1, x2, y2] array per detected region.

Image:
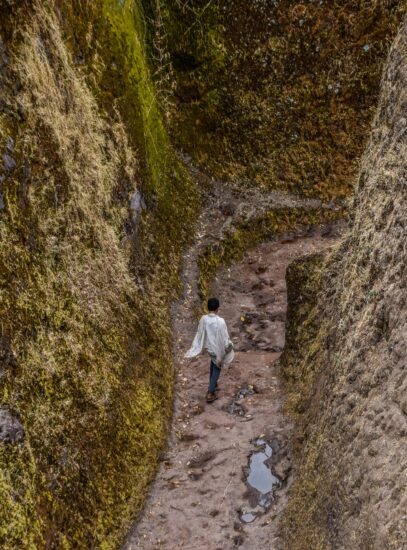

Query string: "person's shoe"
[[206, 392, 218, 403]]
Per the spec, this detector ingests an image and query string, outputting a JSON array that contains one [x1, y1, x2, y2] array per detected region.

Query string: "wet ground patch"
[[239, 438, 281, 524], [223, 384, 258, 418], [236, 384, 258, 399]]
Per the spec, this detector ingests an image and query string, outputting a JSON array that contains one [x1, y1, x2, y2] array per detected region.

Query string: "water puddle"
[[239, 438, 281, 524], [240, 512, 257, 524]]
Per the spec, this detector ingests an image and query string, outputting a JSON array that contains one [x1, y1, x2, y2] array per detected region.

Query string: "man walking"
[[185, 298, 234, 402]]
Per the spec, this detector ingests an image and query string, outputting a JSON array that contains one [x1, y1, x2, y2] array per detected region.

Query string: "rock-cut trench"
[[123, 180, 343, 550]]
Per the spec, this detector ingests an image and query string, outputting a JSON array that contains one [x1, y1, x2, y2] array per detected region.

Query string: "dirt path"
[[123, 202, 342, 549]]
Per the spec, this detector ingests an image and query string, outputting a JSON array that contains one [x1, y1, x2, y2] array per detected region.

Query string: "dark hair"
[[207, 297, 220, 311]]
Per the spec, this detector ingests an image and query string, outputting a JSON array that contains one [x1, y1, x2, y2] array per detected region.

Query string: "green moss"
[[161, 0, 406, 199], [0, 445, 43, 549], [0, 1, 198, 548], [102, 1, 168, 194]]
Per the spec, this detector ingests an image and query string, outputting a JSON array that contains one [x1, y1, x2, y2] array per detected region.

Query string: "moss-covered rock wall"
[[0, 1, 197, 547], [280, 15, 407, 549], [1, 1, 406, 548], [157, 0, 406, 199]]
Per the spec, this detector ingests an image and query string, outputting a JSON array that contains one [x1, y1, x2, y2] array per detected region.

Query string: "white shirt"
[[185, 313, 234, 366]]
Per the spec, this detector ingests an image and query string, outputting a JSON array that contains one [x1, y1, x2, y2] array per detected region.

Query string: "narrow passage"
[[123, 227, 339, 550]]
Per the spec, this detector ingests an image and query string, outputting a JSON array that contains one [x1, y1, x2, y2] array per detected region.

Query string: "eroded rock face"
[[281, 16, 407, 550], [163, 0, 406, 199], [0, 408, 24, 444]]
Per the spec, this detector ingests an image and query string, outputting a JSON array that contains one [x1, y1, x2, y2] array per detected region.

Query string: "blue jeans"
[[208, 360, 221, 393]]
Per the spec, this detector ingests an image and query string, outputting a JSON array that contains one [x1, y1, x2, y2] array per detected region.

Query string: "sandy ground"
[[123, 226, 340, 550]]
